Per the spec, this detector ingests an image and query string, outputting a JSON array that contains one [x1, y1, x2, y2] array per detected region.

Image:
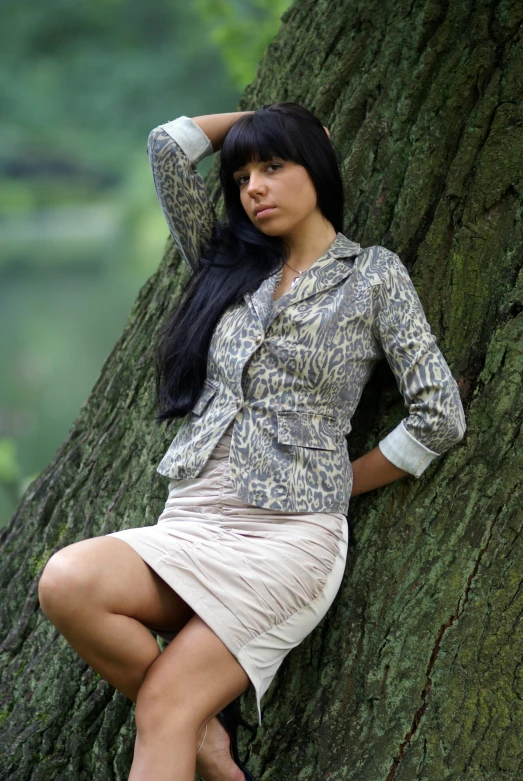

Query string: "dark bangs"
[[219, 111, 303, 190]]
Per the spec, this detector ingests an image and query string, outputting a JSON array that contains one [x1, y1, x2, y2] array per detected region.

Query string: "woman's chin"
[[254, 223, 280, 236], [256, 219, 291, 237]]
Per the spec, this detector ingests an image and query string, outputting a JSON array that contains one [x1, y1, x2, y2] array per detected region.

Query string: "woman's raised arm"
[[191, 112, 253, 152], [147, 111, 252, 275]]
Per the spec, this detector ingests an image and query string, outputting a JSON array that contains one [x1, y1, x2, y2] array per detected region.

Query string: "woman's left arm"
[[351, 251, 467, 497]]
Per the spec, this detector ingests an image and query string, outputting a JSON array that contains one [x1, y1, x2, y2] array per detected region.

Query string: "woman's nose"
[[247, 172, 266, 196]]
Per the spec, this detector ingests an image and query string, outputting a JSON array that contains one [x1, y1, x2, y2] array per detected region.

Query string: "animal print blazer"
[[148, 115, 466, 514]]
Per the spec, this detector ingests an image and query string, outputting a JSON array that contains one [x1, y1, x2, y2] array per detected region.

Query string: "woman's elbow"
[[446, 405, 467, 447]]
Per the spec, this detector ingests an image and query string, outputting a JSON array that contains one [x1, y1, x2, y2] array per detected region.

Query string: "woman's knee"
[[38, 536, 194, 633], [38, 539, 98, 620]]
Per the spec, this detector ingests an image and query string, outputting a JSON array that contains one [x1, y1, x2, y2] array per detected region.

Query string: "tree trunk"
[[1, 0, 522, 778]]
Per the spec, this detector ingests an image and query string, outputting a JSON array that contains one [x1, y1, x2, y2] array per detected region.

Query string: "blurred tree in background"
[[194, 0, 292, 88], [0, 0, 291, 529]]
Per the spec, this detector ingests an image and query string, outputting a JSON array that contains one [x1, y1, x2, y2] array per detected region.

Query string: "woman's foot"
[[195, 715, 245, 781]]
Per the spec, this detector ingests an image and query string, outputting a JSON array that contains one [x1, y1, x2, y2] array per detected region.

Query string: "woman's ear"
[[323, 126, 331, 139]]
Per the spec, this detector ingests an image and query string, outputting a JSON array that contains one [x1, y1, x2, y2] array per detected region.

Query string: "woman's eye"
[[235, 163, 282, 186]]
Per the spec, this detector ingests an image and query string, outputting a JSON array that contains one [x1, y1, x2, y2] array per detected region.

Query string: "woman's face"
[[233, 156, 321, 238]]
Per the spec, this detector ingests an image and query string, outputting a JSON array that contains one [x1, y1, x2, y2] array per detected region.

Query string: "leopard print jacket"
[[147, 116, 466, 514]]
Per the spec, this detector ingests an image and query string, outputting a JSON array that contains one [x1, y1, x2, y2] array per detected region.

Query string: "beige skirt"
[[105, 421, 349, 725]]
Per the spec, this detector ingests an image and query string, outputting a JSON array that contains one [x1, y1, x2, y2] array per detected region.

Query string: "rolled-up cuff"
[[378, 420, 440, 478], [158, 115, 214, 164]]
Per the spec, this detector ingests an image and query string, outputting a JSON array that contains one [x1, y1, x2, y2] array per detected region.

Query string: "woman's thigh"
[[38, 537, 194, 633]]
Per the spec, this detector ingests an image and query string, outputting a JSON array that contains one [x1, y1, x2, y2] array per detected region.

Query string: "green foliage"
[[0, 438, 22, 520], [0, 0, 239, 172], [193, 0, 292, 89], [0, 438, 19, 484]]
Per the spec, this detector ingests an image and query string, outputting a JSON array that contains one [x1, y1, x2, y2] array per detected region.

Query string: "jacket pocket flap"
[[191, 379, 218, 416], [277, 411, 337, 451]]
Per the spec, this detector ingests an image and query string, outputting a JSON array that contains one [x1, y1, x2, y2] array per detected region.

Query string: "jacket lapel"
[[244, 232, 362, 331], [244, 268, 282, 332]]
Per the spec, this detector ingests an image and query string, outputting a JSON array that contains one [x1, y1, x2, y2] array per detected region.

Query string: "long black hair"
[[154, 101, 345, 423]]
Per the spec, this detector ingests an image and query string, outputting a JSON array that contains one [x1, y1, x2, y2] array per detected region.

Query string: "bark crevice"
[[386, 478, 519, 780]]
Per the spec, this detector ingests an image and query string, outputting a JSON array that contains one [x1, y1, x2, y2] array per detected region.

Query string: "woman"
[[38, 102, 467, 781]]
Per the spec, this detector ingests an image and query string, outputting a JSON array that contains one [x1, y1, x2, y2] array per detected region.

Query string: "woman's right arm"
[[147, 111, 253, 275]]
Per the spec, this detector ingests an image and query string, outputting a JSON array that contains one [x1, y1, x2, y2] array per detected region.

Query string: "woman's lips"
[[256, 207, 276, 219]]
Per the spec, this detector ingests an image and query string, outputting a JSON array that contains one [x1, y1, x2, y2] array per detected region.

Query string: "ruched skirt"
[[105, 421, 349, 724]]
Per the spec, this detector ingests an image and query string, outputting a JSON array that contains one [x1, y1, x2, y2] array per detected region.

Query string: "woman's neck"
[[280, 218, 337, 272]]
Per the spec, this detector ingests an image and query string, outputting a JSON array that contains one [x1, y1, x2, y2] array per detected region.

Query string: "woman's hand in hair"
[[191, 112, 254, 153]]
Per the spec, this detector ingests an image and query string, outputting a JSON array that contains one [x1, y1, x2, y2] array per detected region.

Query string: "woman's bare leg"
[[38, 537, 193, 699], [131, 612, 250, 781], [38, 536, 247, 781]]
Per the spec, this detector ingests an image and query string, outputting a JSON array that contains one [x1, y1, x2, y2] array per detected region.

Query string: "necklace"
[[284, 259, 306, 287]]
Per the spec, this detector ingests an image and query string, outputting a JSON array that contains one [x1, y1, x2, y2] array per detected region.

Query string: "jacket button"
[[235, 400, 242, 409], [255, 334, 263, 344]]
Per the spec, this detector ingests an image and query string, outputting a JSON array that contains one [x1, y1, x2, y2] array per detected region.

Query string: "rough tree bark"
[[1, 0, 522, 778]]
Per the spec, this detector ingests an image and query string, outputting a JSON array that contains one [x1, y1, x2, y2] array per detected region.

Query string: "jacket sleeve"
[[147, 115, 215, 275], [372, 251, 467, 477]]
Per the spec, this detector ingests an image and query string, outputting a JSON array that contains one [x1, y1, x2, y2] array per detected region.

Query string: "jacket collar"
[[244, 232, 362, 331]]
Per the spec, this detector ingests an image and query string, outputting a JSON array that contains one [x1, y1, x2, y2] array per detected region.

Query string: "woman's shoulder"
[[353, 243, 405, 286]]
